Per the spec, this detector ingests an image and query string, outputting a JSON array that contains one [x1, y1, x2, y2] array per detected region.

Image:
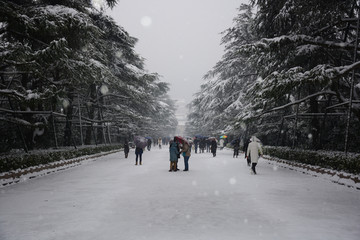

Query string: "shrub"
[[0, 145, 122, 173], [263, 146, 360, 174]]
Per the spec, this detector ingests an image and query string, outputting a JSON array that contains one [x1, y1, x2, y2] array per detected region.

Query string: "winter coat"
[[233, 139, 240, 150], [181, 143, 191, 157], [219, 139, 224, 148], [199, 139, 206, 148], [135, 147, 143, 155], [169, 142, 179, 162], [246, 136, 263, 163], [243, 140, 250, 156], [124, 143, 129, 154], [211, 141, 217, 153]]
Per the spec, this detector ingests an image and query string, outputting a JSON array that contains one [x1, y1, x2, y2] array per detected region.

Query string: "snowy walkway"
[[1, 147, 360, 240]]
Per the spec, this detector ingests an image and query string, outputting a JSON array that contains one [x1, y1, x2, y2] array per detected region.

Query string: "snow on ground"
[[0, 147, 360, 240]]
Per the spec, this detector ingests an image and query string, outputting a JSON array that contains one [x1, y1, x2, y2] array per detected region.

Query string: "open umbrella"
[[134, 136, 147, 148], [220, 135, 228, 139], [174, 136, 189, 145], [207, 137, 217, 142]]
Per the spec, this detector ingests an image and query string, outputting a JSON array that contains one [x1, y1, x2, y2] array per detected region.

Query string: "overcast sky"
[[106, 0, 248, 123]]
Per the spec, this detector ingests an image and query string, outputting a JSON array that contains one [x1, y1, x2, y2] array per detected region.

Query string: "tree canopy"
[[0, 0, 177, 152], [186, 1, 360, 152]]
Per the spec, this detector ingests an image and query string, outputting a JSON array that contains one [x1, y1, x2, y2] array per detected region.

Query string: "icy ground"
[[0, 147, 360, 240]]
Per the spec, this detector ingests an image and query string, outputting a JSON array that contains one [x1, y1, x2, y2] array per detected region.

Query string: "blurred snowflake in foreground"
[[229, 177, 237, 185], [141, 16, 152, 27]]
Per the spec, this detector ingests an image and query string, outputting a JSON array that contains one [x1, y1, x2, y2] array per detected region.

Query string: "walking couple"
[[169, 138, 191, 172]]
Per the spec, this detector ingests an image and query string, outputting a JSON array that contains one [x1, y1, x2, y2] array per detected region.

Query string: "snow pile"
[[0, 150, 121, 188], [264, 156, 360, 190]]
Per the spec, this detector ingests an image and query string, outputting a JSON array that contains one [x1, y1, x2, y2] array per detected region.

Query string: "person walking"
[[181, 142, 191, 171], [246, 136, 263, 174], [169, 140, 179, 172], [124, 141, 129, 158], [210, 139, 217, 157], [135, 146, 143, 165], [194, 137, 199, 153], [233, 139, 240, 158], [158, 137, 162, 149], [199, 138, 206, 153], [219, 138, 225, 150], [147, 138, 152, 151], [206, 139, 211, 152], [243, 138, 251, 166]]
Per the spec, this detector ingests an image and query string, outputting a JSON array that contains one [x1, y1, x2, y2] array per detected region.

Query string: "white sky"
[[106, 0, 248, 122]]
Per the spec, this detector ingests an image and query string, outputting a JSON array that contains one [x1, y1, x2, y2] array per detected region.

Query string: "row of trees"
[[186, 0, 360, 152], [0, 0, 178, 153]]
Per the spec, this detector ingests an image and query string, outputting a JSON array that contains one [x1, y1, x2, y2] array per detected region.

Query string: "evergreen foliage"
[[0, 0, 177, 152], [187, 1, 360, 152]]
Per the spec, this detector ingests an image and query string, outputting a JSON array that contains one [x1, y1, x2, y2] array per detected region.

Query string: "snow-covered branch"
[[259, 91, 337, 116]]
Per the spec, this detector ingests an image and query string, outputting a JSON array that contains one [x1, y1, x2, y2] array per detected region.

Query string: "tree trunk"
[[309, 92, 320, 150], [85, 84, 96, 145], [64, 92, 74, 146]]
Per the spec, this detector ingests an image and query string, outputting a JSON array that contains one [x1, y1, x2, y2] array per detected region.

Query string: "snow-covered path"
[[1, 147, 359, 240]]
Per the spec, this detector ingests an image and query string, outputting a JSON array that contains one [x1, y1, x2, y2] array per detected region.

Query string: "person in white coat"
[[246, 136, 263, 174]]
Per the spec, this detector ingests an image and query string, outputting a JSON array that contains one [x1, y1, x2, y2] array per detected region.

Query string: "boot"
[[169, 162, 173, 172]]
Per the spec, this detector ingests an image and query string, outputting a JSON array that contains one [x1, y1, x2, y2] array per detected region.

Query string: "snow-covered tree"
[[0, 0, 177, 152], [187, 0, 360, 151], [186, 4, 257, 139]]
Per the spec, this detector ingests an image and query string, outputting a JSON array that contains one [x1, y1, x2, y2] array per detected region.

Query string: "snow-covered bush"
[[0, 145, 122, 173], [264, 146, 360, 174]]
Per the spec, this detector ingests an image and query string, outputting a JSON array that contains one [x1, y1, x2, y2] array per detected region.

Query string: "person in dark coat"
[[210, 139, 217, 157], [124, 141, 129, 158], [233, 139, 240, 158], [147, 138, 152, 151], [199, 138, 206, 153], [194, 137, 199, 153], [135, 147, 143, 165], [206, 139, 211, 152], [243, 138, 251, 166], [169, 140, 179, 171]]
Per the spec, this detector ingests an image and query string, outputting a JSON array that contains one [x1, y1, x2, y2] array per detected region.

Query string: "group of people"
[[193, 137, 226, 154], [123, 135, 263, 175], [169, 138, 191, 172]]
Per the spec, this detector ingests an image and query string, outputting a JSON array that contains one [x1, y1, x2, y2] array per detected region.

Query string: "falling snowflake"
[[62, 99, 70, 109], [141, 16, 152, 27], [229, 177, 237, 185], [100, 85, 109, 95]]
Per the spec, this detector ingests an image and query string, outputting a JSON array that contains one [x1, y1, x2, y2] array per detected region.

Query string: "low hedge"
[[263, 146, 360, 175], [0, 145, 122, 173]]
